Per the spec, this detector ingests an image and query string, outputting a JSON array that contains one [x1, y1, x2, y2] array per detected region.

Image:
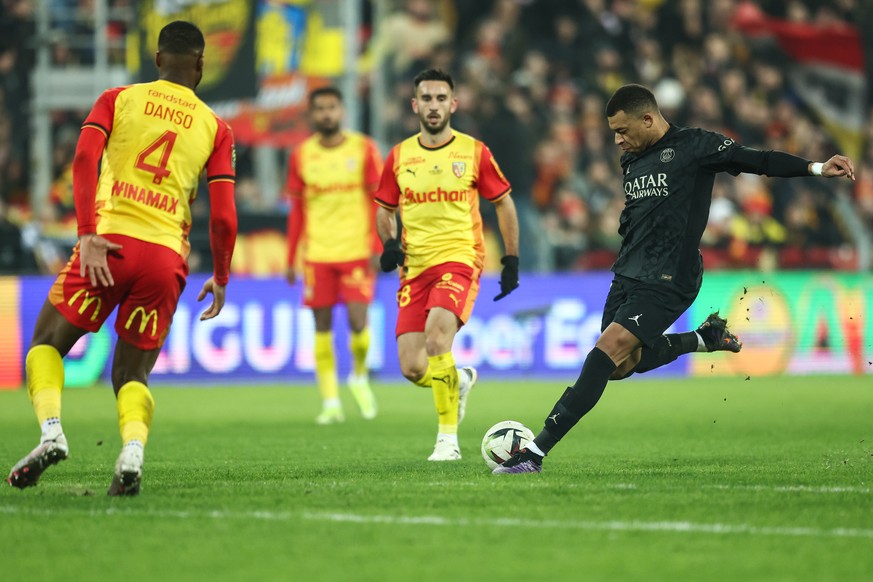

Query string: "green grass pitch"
[[1, 374, 871, 581]]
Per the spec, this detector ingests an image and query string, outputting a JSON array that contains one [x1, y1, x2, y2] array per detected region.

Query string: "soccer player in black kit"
[[494, 83, 856, 474]]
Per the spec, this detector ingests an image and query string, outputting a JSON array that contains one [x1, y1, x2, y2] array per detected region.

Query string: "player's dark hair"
[[413, 68, 454, 91], [606, 84, 659, 117], [309, 86, 343, 107], [158, 21, 205, 55]]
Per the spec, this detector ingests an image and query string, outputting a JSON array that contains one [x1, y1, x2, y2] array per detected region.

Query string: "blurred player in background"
[[7, 21, 238, 495], [495, 83, 855, 474], [285, 87, 381, 424], [375, 68, 520, 461]]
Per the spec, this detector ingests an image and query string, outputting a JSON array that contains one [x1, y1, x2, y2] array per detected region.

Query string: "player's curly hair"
[[606, 84, 658, 117], [158, 21, 205, 55], [413, 68, 454, 91]]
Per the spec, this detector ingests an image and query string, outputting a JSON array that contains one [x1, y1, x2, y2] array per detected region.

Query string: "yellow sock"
[[413, 365, 432, 388], [26, 345, 64, 425], [428, 352, 459, 435], [315, 331, 339, 401], [349, 328, 370, 377], [117, 381, 155, 446]]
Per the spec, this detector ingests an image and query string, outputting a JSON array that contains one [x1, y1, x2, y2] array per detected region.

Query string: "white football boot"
[[108, 441, 144, 496], [7, 434, 69, 488], [315, 403, 345, 425], [427, 435, 461, 461]]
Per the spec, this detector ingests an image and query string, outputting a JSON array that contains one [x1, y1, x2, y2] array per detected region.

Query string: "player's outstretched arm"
[[818, 155, 855, 180], [197, 277, 226, 321]]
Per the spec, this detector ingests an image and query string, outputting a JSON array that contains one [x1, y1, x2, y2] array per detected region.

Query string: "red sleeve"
[[374, 146, 401, 209], [82, 86, 125, 138], [286, 196, 304, 266], [284, 147, 305, 265], [286, 148, 305, 195], [363, 138, 383, 189], [208, 180, 237, 287], [205, 118, 236, 183], [205, 118, 237, 286], [363, 138, 383, 253], [72, 127, 107, 236], [74, 87, 125, 236], [477, 143, 512, 202]]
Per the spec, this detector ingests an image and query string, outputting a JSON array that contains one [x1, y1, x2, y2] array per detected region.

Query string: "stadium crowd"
[[1, 0, 871, 275]]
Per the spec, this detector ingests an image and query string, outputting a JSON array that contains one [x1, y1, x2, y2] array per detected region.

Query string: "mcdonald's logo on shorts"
[[125, 307, 159, 337], [68, 289, 102, 322]]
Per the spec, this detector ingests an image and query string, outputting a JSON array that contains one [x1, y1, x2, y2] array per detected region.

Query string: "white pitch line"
[[424, 481, 866, 494], [303, 512, 873, 539], [2, 505, 871, 540], [704, 484, 870, 494]]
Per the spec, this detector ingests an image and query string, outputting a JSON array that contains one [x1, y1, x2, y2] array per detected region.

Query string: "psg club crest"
[[452, 162, 466, 178]]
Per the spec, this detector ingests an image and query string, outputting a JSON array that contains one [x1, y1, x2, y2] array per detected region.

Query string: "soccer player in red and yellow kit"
[[286, 87, 382, 424], [7, 21, 237, 496], [375, 69, 520, 461]]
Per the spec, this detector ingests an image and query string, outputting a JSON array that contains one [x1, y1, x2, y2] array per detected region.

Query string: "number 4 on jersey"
[[135, 130, 177, 185]]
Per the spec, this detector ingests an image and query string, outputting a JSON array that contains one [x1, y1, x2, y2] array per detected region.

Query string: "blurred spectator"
[[370, 0, 450, 80], [0, 197, 28, 272], [729, 193, 786, 252], [702, 176, 738, 250], [3, 0, 871, 276], [542, 182, 590, 270]]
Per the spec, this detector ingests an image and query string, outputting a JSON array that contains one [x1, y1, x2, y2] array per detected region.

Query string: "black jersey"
[[612, 125, 743, 291]]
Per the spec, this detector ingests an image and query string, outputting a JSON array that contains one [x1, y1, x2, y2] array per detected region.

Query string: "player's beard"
[[421, 112, 450, 135], [316, 120, 341, 138]]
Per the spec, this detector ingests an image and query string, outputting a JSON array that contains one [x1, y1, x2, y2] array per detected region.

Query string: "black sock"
[[633, 332, 698, 374], [533, 347, 616, 454]]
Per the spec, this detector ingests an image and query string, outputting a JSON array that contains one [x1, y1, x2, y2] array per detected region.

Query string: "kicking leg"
[[495, 323, 639, 474]]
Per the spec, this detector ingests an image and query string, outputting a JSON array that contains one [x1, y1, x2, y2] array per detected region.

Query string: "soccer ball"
[[481, 421, 535, 470]]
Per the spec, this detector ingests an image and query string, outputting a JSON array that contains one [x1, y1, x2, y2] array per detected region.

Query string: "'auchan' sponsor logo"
[[403, 187, 469, 204]]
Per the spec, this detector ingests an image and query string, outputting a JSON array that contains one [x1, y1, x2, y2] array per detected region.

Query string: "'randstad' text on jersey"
[[614, 125, 741, 290]]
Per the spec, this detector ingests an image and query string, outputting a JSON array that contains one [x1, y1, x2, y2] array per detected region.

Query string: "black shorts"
[[601, 275, 699, 348]]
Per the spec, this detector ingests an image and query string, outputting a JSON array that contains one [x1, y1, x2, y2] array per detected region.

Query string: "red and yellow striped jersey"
[[375, 130, 511, 279], [82, 80, 235, 258], [286, 131, 382, 263]]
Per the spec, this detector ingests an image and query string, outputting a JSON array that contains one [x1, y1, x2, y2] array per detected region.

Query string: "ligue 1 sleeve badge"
[[452, 161, 466, 178]]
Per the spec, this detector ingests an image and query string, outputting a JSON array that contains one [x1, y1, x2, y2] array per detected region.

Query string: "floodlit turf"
[[1, 375, 871, 581]]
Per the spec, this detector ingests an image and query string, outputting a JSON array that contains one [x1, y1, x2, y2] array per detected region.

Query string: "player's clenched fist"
[[380, 238, 405, 272]]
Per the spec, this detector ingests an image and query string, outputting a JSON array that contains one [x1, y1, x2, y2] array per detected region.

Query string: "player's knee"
[[610, 366, 635, 381], [424, 333, 452, 357], [400, 361, 428, 383]]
